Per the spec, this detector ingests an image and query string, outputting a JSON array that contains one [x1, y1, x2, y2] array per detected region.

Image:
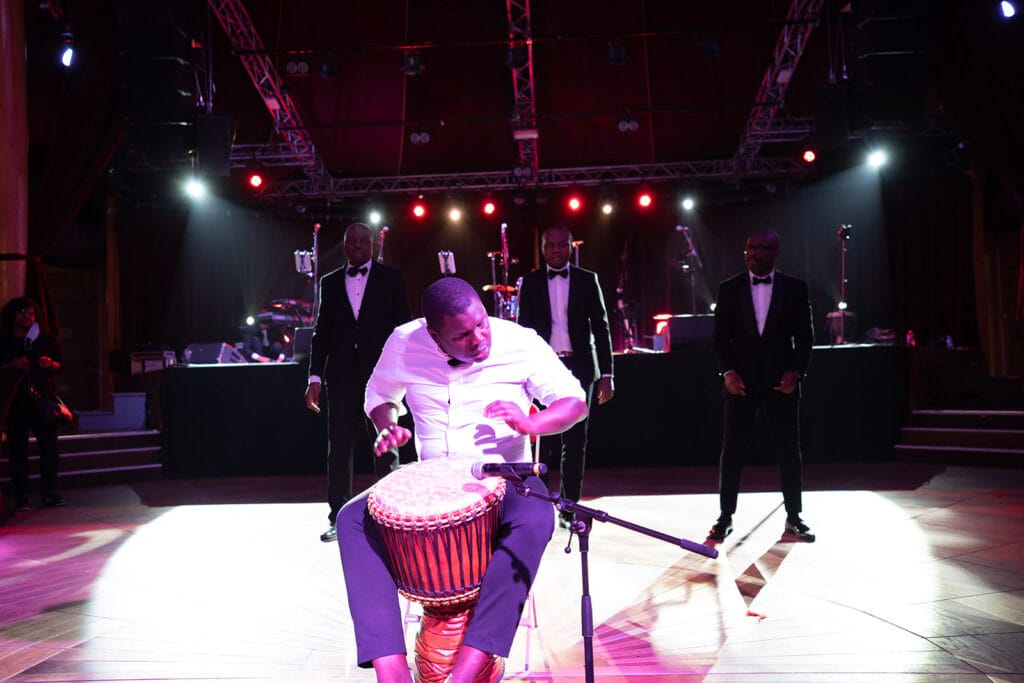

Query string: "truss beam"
[[735, 0, 825, 160]]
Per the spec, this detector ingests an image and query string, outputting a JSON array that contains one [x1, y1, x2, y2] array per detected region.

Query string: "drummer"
[[336, 276, 587, 682]]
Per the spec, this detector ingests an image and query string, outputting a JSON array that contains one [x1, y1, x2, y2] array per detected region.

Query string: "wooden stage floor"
[[2, 463, 1023, 682]]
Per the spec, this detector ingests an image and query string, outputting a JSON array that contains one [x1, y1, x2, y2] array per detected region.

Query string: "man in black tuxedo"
[[517, 224, 614, 528], [708, 229, 815, 543], [305, 222, 411, 543]]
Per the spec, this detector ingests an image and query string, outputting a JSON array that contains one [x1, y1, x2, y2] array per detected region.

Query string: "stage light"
[[448, 207, 462, 222], [411, 201, 427, 219], [59, 28, 74, 67], [601, 202, 613, 215], [402, 51, 425, 76], [681, 196, 696, 211], [247, 172, 264, 189], [183, 178, 206, 200], [637, 192, 653, 209], [409, 129, 430, 144], [709, 302, 717, 312], [867, 149, 888, 168], [801, 148, 817, 164], [482, 199, 497, 216], [838, 300, 848, 311], [245, 315, 255, 326], [1001, 1, 1016, 18], [567, 195, 582, 212], [368, 210, 382, 226]]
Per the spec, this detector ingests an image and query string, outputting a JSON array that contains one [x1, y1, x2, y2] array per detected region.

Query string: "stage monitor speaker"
[[182, 342, 246, 365], [292, 327, 314, 364], [668, 314, 715, 348]]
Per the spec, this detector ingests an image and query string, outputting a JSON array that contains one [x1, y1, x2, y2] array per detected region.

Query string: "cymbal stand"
[[508, 479, 718, 683]]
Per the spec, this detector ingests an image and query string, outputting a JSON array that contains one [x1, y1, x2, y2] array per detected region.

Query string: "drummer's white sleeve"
[[364, 328, 410, 418]]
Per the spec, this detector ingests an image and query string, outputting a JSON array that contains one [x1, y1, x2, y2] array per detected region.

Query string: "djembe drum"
[[368, 458, 506, 683]]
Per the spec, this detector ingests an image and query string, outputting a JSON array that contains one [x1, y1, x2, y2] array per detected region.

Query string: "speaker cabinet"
[[291, 327, 315, 364], [668, 314, 715, 348], [182, 343, 246, 365]]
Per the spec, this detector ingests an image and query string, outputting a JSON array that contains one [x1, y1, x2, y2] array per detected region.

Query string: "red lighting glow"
[[482, 200, 496, 215], [567, 195, 582, 212], [247, 173, 264, 189], [801, 148, 817, 164], [412, 203, 427, 218], [637, 192, 653, 208]]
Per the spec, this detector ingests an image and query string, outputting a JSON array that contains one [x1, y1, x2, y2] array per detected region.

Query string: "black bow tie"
[[548, 268, 568, 279], [447, 357, 464, 367], [347, 266, 368, 277], [751, 276, 772, 285]]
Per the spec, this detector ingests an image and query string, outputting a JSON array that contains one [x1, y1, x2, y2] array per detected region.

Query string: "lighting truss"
[[207, 0, 328, 183], [506, 0, 539, 176], [735, 0, 825, 160], [230, 156, 805, 200]]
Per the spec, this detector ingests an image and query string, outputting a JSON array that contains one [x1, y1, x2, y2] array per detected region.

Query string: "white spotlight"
[[838, 300, 848, 311], [448, 207, 462, 222], [1001, 1, 1016, 18], [368, 210, 382, 226], [709, 302, 717, 312], [60, 44, 74, 67], [867, 149, 888, 168], [601, 202, 613, 215], [184, 178, 207, 200], [245, 316, 255, 326], [681, 197, 696, 211]]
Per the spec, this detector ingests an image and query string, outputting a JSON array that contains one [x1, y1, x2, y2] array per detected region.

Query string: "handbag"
[[31, 388, 76, 428]]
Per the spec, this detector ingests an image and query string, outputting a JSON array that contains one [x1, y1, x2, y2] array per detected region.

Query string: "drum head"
[[369, 458, 505, 528]]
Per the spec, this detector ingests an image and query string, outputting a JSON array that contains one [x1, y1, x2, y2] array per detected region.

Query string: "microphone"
[[470, 461, 548, 480], [676, 225, 703, 270]]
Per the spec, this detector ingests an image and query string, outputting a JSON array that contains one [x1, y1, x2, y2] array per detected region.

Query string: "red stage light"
[[567, 195, 582, 212], [637, 192, 653, 208], [412, 202, 427, 219], [482, 200, 496, 215], [801, 148, 817, 164], [247, 173, 264, 189]]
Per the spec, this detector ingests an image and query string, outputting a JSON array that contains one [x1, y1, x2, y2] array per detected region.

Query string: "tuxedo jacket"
[[308, 263, 411, 390], [517, 264, 614, 384], [712, 270, 813, 395]]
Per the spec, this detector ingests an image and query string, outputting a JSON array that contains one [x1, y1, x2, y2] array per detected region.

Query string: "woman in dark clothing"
[[0, 297, 66, 511]]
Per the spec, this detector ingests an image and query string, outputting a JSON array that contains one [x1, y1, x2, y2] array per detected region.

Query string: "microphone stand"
[[507, 478, 718, 683]]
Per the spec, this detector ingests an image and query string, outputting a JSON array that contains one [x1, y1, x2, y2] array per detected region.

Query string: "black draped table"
[[160, 345, 909, 477]]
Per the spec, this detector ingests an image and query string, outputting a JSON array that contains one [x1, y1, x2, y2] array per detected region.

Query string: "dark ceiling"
[[95, 0, 946, 212]]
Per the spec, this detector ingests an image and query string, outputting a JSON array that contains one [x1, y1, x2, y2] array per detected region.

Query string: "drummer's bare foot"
[[372, 653, 412, 682]]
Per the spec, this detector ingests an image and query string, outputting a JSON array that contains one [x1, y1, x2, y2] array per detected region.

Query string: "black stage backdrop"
[[116, 163, 980, 357]]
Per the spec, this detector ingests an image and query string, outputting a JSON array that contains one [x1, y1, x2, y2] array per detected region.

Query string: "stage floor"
[[2, 463, 1023, 682]]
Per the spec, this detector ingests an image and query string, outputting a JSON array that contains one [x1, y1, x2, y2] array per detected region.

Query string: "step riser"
[[911, 415, 1024, 430], [900, 429, 1024, 449], [2, 431, 163, 490], [893, 445, 1024, 468]]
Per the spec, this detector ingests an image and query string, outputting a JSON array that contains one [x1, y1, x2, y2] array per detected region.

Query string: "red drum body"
[[369, 458, 506, 682], [368, 458, 505, 606]]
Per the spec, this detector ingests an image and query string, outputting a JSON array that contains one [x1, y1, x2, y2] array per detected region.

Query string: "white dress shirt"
[[546, 267, 572, 354], [345, 260, 372, 319], [750, 269, 775, 336], [365, 317, 585, 463]]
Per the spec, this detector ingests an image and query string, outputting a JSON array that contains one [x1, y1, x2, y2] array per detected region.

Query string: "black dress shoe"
[[42, 493, 65, 508], [320, 524, 337, 543], [785, 516, 815, 542], [707, 517, 733, 541], [558, 512, 574, 530]]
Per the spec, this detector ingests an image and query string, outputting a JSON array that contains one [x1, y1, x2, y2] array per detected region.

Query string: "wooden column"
[[0, 0, 29, 302]]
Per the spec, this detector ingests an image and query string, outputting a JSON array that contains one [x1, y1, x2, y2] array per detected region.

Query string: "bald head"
[[343, 222, 375, 267]]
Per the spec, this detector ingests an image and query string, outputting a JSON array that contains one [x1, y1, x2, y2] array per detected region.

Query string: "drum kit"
[[484, 222, 522, 321], [367, 457, 718, 683]]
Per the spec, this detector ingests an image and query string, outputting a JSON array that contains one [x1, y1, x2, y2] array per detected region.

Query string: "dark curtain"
[[25, 0, 123, 335], [928, 1, 1024, 319]]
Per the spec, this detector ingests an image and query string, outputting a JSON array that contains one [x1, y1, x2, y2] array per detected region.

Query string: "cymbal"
[[482, 284, 516, 293]]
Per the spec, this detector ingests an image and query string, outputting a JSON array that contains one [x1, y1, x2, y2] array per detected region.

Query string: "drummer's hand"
[[484, 401, 532, 435], [374, 424, 411, 456], [305, 383, 322, 413]]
